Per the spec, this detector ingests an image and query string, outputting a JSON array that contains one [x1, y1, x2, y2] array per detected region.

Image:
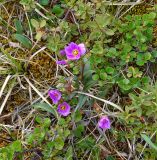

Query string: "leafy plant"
[[20, 0, 36, 10], [88, 11, 156, 92], [1, 48, 24, 74], [31, 19, 46, 41], [0, 141, 22, 160], [119, 82, 157, 158]]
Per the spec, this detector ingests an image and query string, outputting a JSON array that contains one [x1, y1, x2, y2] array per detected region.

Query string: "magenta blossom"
[[60, 49, 66, 56], [57, 102, 70, 116], [98, 116, 111, 130], [48, 90, 61, 104], [65, 42, 86, 60], [56, 60, 67, 65]]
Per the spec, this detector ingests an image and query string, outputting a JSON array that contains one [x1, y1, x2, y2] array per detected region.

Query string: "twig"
[[0, 77, 16, 115], [0, 75, 11, 98]]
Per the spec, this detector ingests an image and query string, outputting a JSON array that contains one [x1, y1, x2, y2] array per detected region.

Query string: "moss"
[[129, 4, 155, 15], [28, 52, 56, 81], [153, 26, 157, 47]]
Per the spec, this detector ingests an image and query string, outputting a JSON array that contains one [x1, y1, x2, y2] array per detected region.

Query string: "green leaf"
[[107, 47, 117, 57], [127, 67, 142, 78], [14, 34, 32, 48], [75, 94, 87, 111], [123, 79, 130, 85], [33, 103, 58, 118], [58, 118, 66, 126], [78, 136, 95, 150], [52, 5, 64, 17], [73, 110, 82, 123], [83, 58, 94, 82], [123, 43, 132, 53], [39, 0, 49, 6], [95, 14, 111, 28], [152, 51, 157, 58], [100, 70, 107, 80], [91, 42, 103, 55], [144, 52, 151, 61], [105, 28, 115, 36], [11, 140, 22, 152], [14, 19, 23, 34], [40, 20, 46, 28], [95, 57, 102, 63], [118, 79, 132, 91], [54, 137, 64, 150], [141, 134, 157, 151], [65, 146, 73, 160], [64, 129, 71, 137], [149, 12, 156, 19], [136, 54, 145, 66], [89, 31, 102, 40], [105, 67, 114, 74], [125, 15, 132, 21], [35, 31, 43, 41], [92, 74, 99, 81], [31, 19, 39, 29], [106, 156, 115, 160], [35, 116, 42, 124], [73, 124, 84, 138], [43, 118, 51, 128]]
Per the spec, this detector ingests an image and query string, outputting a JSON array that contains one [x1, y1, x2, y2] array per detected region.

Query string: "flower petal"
[[56, 60, 67, 65], [60, 49, 66, 56], [65, 46, 73, 55], [78, 43, 86, 55], [66, 54, 81, 60], [98, 116, 111, 129], [69, 42, 78, 49], [48, 90, 61, 104]]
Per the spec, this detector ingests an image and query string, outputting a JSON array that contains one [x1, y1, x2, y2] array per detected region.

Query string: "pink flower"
[[64, 42, 86, 60], [98, 116, 111, 130], [56, 60, 67, 65], [57, 102, 71, 116], [48, 90, 61, 104]]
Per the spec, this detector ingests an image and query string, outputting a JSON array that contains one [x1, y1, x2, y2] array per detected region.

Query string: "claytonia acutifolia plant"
[[98, 116, 111, 130], [56, 60, 67, 65], [48, 90, 61, 104], [57, 102, 71, 116], [64, 42, 86, 60]]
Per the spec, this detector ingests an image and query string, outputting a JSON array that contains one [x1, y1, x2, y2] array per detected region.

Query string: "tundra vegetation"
[[0, 0, 157, 159]]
